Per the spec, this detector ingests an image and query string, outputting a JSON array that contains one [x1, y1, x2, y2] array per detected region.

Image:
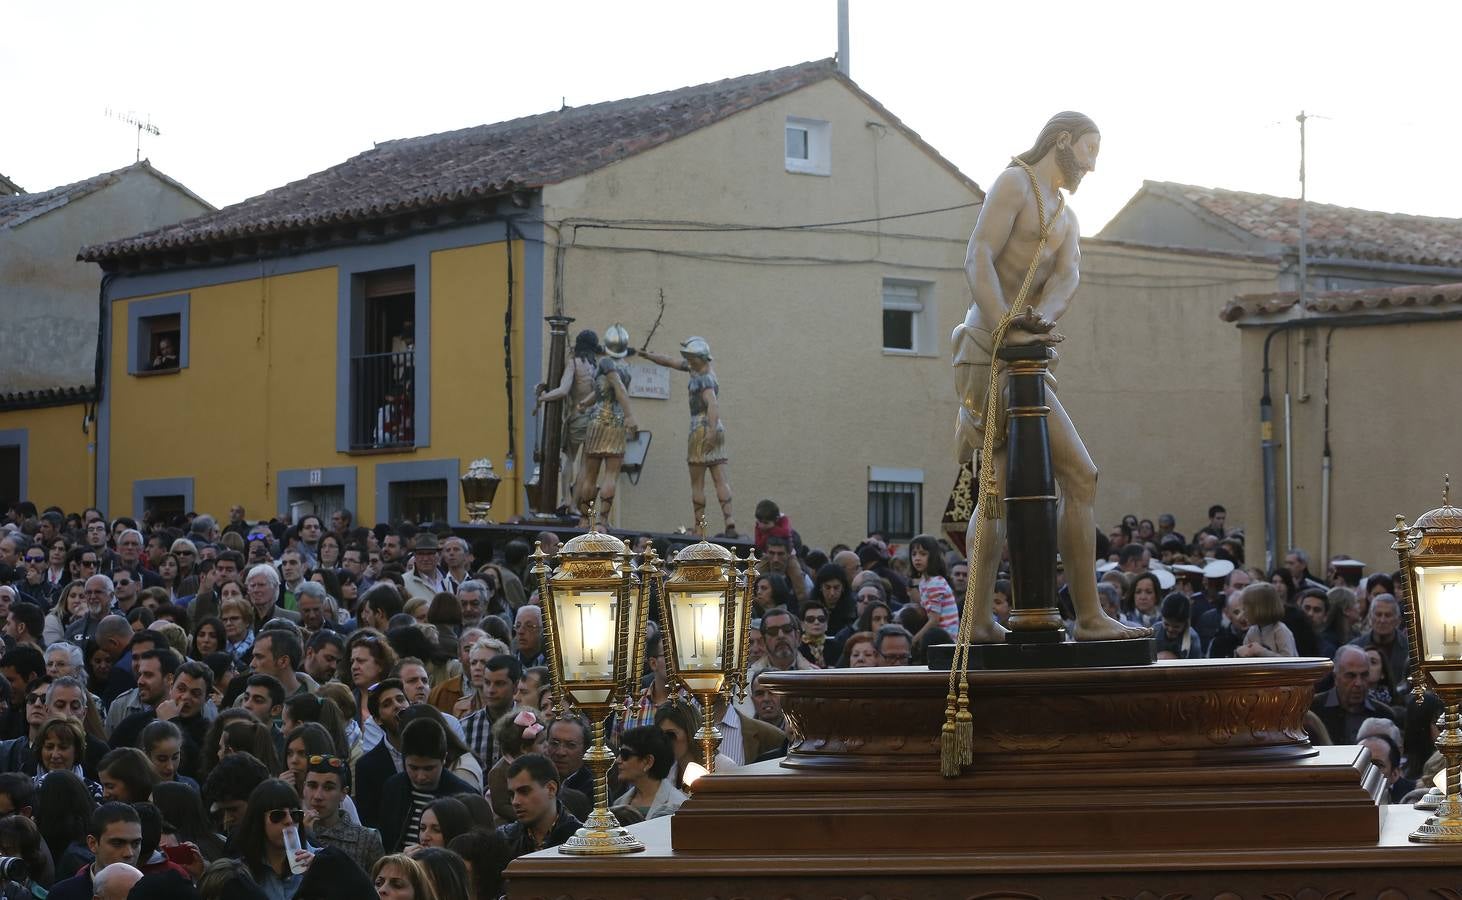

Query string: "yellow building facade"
[[0, 400, 94, 513], [96, 221, 541, 524]]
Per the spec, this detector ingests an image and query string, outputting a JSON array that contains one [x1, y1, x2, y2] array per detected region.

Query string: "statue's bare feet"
[[1073, 613, 1151, 641], [965, 618, 1009, 644]]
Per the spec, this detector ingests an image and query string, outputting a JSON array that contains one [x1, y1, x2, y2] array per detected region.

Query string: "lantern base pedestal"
[[1411, 797, 1462, 843], [558, 811, 646, 856]]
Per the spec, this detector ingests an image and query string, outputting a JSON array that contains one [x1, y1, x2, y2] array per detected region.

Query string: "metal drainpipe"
[[1258, 310, 1462, 570], [1319, 327, 1336, 563]]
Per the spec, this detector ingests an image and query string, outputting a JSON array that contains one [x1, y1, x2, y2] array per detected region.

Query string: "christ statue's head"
[[1011, 111, 1100, 193]]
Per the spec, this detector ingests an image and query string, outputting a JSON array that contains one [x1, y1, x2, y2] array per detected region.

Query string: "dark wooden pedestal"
[[507, 660, 1462, 898]]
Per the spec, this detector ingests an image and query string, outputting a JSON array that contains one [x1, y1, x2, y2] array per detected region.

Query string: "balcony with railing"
[[351, 350, 415, 450]]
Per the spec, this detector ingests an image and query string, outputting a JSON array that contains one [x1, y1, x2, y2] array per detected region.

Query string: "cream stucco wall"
[[0, 169, 209, 391], [1061, 242, 1274, 543], [1236, 314, 1462, 573]]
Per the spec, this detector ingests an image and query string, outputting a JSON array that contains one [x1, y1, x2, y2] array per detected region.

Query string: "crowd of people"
[[0, 496, 1430, 898]]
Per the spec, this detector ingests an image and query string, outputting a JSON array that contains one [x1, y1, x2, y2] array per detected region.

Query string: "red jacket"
[[754, 515, 792, 552]]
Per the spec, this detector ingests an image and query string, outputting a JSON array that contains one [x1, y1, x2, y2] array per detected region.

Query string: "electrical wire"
[[563, 200, 982, 234]]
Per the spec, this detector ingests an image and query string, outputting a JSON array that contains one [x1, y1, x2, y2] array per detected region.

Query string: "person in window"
[[150, 336, 179, 371]]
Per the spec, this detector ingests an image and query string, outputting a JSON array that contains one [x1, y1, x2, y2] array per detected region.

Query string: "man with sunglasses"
[[17, 546, 55, 607], [302, 753, 382, 874], [738, 607, 813, 718], [0, 677, 51, 770]]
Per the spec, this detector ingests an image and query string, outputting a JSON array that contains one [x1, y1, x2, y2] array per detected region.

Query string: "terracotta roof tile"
[[1153, 181, 1462, 268], [83, 59, 867, 264], [1221, 282, 1462, 323]]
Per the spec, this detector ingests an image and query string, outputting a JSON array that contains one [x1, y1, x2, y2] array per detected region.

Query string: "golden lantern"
[[659, 541, 757, 774], [1393, 475, 1462, 842], [460, 458, 502, 524], [532, 532, 654, 855]]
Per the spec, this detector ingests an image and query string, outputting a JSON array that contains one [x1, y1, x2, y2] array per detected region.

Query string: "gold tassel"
[[956, 683, 973, 765], [940, 694, 961, 777]]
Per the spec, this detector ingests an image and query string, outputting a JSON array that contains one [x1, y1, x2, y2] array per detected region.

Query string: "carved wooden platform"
[[507, 659, 1462, 898], [509, 809, 1462, 899]]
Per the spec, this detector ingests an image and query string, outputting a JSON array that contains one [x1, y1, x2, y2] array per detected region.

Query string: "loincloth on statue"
[[564, 408, 594, 447], [686, 415, 727, 466], [951, 323, 1059, 519], [584, 407, 629, 459]]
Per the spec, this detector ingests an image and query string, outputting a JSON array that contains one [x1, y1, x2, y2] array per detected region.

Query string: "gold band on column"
[[1006, 607, 1065, 632]]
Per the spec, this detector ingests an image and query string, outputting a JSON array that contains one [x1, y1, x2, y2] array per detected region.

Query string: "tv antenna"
[[105, 108, 162, 162]]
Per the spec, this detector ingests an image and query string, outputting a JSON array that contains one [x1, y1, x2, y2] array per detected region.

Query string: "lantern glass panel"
[[553, 588, 618, 684], [1416, 565, 1462, 663], [670, 590, 727, 674]]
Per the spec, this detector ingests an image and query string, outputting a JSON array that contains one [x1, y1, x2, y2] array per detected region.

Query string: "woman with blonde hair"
[[42, 581, 87, 645], [372, 853, 438, 900], [1236, 582, 1298, 658]]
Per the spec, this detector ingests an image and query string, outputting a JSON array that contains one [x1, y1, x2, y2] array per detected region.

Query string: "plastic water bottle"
[[282, 825, 307, 875]]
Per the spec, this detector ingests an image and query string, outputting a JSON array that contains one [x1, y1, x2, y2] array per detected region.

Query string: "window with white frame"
[[882, 278, 935, 354], [868, 467, 924, 542], [785, 116, 830, 175]]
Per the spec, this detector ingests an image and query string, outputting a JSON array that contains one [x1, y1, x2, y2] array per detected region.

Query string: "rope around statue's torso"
[[941, 159, 1064, 777]]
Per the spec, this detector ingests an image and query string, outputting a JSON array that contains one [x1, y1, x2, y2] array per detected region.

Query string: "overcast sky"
[[5, 1, 1457, 234]]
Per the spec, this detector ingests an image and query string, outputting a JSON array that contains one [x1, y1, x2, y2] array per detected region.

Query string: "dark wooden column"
[[996, 343, 1063, 642], [529, 315, 574, 515]]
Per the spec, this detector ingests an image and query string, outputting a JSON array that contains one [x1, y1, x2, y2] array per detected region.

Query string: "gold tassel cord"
[[941, 158, 1061, 777]]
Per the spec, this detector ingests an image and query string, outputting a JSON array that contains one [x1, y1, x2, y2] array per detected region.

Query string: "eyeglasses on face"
[[80, 560, 98, 568], [26, 695, 46, 706], [762, 624, 796, 637], [802, 615, 826, 625], [616, 747, 641, 760], [547, 738, 582, 751], [267, 808, 303, 825]]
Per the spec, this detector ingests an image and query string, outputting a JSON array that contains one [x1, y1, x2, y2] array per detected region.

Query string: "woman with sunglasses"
[[233, 779, 316, 900], [612, 725, 685, 820]]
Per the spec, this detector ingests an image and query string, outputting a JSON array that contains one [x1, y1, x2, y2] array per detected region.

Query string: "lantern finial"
[[1447, 474, 1453, 508]]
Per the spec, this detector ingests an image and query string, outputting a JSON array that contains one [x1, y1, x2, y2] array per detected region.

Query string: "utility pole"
[[837, 0, 850, 76], [1296, 111, 1309, 313]]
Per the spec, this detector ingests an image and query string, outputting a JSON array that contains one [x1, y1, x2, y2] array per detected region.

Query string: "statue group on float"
[[536, 324, 735, 538]]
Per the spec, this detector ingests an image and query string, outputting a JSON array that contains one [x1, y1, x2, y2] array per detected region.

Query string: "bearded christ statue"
[[952, 111, 1150, 643]]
